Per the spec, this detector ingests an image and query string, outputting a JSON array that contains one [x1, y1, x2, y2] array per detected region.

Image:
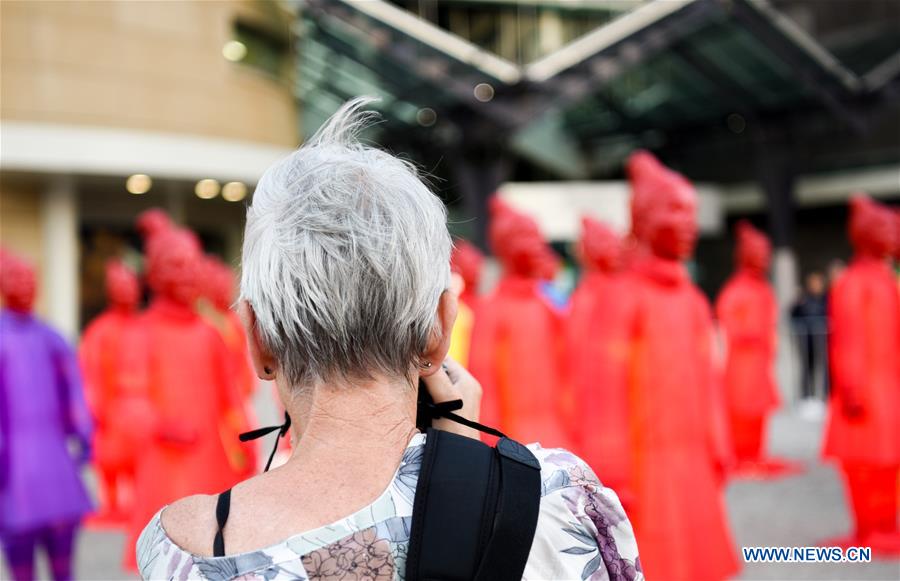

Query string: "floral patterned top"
[[137, 433, 642, 581]]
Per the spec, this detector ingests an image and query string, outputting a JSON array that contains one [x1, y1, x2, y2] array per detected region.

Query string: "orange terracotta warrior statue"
[[199, 255, 259, 475], [124, 226, 248, 570], [822, 194, 900, 554], [448, 240, 484, 367], [621, 151, 738, 581], [79, 260, 145, 522], [715, 221, 790, 475], [468, 198, 571, 448], [566, 217, 632, 504]]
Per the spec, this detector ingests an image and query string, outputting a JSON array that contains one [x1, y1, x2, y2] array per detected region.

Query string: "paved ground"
[[729, 409, 899, 580], [4, 405, 899, 580]]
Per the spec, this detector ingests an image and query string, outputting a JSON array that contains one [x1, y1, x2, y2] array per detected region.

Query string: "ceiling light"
[[195, 179, 221, 200], [222, 40, 247, 62], [126, 174, 152, 195], [222, 181, 248, 202]]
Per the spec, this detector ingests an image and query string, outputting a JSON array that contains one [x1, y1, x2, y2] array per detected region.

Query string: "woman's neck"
[[280, 374, 419, 472]]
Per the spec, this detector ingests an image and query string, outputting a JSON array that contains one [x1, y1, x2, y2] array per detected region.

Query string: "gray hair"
[[240, 98, 452, 388]]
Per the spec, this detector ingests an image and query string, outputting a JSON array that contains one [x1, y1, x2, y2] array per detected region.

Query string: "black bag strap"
[[473, 438, 541, 581], [213, 488, 232, 557], [406, 428, 541, 581]]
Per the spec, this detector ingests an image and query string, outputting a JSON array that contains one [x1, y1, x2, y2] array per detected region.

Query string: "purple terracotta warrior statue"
[[0, 249, 93, 581]]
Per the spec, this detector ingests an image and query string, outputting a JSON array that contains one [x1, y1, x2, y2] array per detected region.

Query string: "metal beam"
[[669, 42, 759, 116], [303, 0, 524, 130], [519, 0, 723, 121], [729, 0, 865, 133]]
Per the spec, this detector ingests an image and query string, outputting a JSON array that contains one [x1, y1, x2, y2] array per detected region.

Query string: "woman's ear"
[[237, 300, 278, 380], [420, 290, 458, 377]]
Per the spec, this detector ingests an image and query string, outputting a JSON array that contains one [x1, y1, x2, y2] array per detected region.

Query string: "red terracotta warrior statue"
[[566, 217, 633, 504], [620, 151, 662, 269], [620, 151, 738, 581], [822, 194, 900, 554], [124, 226, 248, 569], [79, 260, 146, 522], [199, 255, 259, 476], [448, 240, 484, 366], [200, 256, 256, 402], [893, 208, 900, 271], [468, 198, 571, 448], [135, 208, 172, 241], [715, 221, 785, 473], [450, 239, 484, 312]]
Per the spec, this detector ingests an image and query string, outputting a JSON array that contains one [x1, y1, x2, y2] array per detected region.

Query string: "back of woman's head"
[[240, 98, 452, 388]]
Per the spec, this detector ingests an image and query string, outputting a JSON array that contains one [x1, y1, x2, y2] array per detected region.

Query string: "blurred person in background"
[[715, 221, 786, 476], [468, 197, 571, 448], [79, 260, 144, 523], [566, 216, 632, 506], [822, 194, 900, 554], [136, 100, 640, 580], [0, 250, 93, 581], [620, 151, 737, 581], [124, 226, 250, 571], [827, 258, 846, 287], [790, 271, 829, 409]]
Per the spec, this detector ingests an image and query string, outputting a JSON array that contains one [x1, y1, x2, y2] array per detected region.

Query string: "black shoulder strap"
[[213, 488, 232, 557], [406, 428, 541, 581], [473, 437, 542, 581]]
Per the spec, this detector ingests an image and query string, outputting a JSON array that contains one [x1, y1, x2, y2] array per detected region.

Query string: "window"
[[229, 20, 291, 80]]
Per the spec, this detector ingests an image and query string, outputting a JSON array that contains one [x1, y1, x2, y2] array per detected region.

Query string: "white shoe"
[[798, 398, 825, 420]]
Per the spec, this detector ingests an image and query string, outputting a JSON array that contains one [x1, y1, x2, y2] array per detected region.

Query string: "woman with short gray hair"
[[136, 99, 641, 580]]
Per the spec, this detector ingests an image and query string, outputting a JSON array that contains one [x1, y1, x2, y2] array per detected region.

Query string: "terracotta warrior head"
[[145, 227, 203, 306], [0, 250, 37, 314], [627, 151, 698, 261], [201, 255, 237, 312], [848, 193, 895, 259], [105, 260, 141, 312], [627, 150, 696, 247], [136, 208, 173, 244], [578, 216, 621, 274], [488, 197, 553, 278], [735, 220, 771, 276], [450, 239, 484, 296]]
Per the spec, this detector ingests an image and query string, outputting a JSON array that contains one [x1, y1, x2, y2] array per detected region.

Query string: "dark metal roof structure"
[[293, 0, 899, 244], [296, 0, 897, 170]]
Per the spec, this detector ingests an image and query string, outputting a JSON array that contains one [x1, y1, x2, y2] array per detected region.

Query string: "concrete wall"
[[0, 1, 299, 334], [0, 182, 46, 315], [0, 0, 297, 147]]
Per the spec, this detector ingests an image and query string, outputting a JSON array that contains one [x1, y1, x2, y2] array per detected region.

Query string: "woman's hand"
[[421, 357, 483, 440]]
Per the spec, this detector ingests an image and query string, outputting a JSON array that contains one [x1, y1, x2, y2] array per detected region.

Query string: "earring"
[[421, 361, 433, 369], [264, 366, 273, 375]]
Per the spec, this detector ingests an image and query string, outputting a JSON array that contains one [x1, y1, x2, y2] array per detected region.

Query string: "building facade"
[[1, 0, 299, 338]]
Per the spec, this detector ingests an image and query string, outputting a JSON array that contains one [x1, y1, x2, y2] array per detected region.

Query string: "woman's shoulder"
[[161, 494, 220, 555], [136, 495, 218, 577], [528, 444, 605, 495], [525, 444, 644, 581]]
